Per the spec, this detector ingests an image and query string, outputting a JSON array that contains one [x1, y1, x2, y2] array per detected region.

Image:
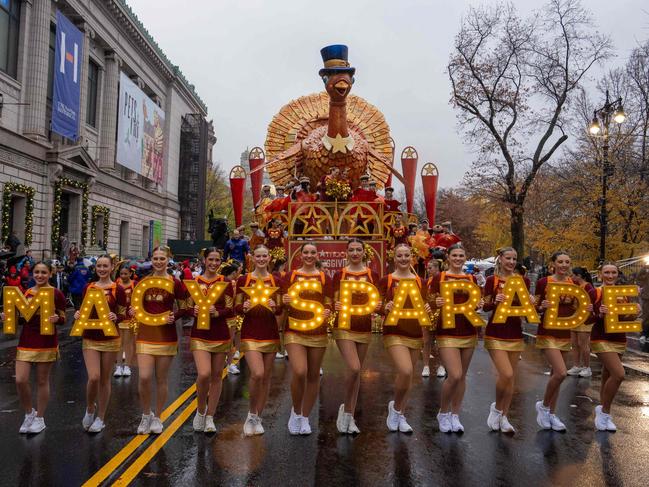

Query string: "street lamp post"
[[588, 89, 626, 265]]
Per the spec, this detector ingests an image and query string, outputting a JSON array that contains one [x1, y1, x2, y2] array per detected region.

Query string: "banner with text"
[[288, 240, 386, 278], [51, 11, 83, 140], [116, 72, 165, 184]]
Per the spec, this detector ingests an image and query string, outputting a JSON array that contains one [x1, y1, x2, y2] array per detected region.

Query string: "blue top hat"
[[319, 44, 356, 77]]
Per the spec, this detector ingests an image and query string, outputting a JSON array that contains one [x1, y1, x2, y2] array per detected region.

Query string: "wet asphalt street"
[[1, 321, 649, 487]]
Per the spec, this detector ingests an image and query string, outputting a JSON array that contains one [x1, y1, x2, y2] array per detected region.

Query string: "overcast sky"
[[127, 0, 648, 190]]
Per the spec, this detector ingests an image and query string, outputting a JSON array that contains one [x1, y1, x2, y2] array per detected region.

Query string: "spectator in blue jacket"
[[68, 258, 91, 308], [223, 229, 250, 265]]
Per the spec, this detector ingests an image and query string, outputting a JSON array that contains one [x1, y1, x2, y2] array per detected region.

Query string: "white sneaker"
[[398, 413, 413, 433], [549, 414, 566, 432], [19, 409, 36, 433], [347, 416, 360, 434], [82, 409, 95, 431], [113, 365, 123, 377], [336, 404, 349, 434], [288, 408, 302, 435], [640, 335, 647, 344], [437, 411, 452, 433], [320, 368, 323, 376], [594, 405, 608, 431], [193, 408, 206, 432], [299, 416, 312, 435], [204, 415, 216, 433], [27, 416, 46, 434], [122, 365, 132, 377], [535, 401, 551, 430], [605, 415, 617, 432], [254, 415, 265, 435], [436, 365, 447, 377], [243, 412, 256, 437], [233, 351, 240, 360], [500, 415, 516, 434], [567, 366, 583, 376], [150, 415, 163, 434], [579, 367, 592, 378], [451, 414, 464, 433], [487, 402, 502, 431], [422, 366, 430, 378], [88, 417, 105, 433], [275, 352, 285, 359], [386, 401, 400, 432], [137, 413, 152, 434], [227, 364, 240, 375]]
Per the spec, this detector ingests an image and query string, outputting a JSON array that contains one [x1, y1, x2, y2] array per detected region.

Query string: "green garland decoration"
[[91, 205, 110, 248], [51, 178, 89, 255], [2, 183, 36, 246]]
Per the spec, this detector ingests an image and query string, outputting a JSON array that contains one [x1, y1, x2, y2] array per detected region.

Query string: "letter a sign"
[[51, 11, 83, 140]]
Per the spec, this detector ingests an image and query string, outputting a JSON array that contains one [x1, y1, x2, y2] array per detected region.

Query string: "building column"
[[98, 51, 121, 170], [22, 0, 51, 141]]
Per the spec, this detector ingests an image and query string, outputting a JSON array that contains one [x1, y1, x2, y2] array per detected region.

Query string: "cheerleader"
[[332, 239, 380, 434], [1, 261, 66, 434], [567, 267, 596, 378], [223, 261, 243, 375], [75, 255, 127, 433], [534, 250, 584, 432], [273, 258, 289, 359], [235, 245, 281, 436], [483, 247, 529, 433], [130, 246, 190, 435], [281, 242, 332, 435], [115, 264, 136, 377], [429, 243, 481, 433], [379, 243, 431, 433], [591, 262, 634, 431], [422, 259, 446, 378], [190, 248, 233, 433]]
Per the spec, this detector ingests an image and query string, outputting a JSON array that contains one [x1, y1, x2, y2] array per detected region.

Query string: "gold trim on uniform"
[[572, 324, 594, 333], [591, 341, 625, 354], [436, 336, 477, 349], [535, 336, 571, 351], [82, 338, 121, 352], [383, 335, 423, 350], [284, 332, 329, 348], [190, 338, 231, 354], [118, 321, 132, 330], [16, 347, 58, 362], [136, 341, 178, 356], [333, 329, 372, 344], [484, 338, 525, 352], [241, 339, 280, 353]]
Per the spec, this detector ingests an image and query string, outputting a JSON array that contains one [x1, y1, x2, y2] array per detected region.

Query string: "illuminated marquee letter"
[[543, 282, 590, 330], [288, 280, 325, 331], [440, 280, 485, 329], [184, 280, 230, 330], [3, 286, 55, 335], [492, 275, 540, 324], [338, 280, 380, 330], [70, 288, 119, 337], [240, 280, 279, 312], [603, 285, 641, 333], [131, 277, 175, 326], [384, 279, 432, 328]]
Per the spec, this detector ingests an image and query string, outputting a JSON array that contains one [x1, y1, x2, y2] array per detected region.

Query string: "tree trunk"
[[510, 204, 525, 256]]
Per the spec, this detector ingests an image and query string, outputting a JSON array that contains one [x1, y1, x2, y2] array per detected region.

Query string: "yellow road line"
[[81, 384, 196, 487]]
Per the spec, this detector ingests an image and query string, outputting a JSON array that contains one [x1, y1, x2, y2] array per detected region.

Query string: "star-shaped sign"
[[322, 134, 354, 154], [345, 206, 375, 235], [241, 279, 279, 311], [296, 205, 330, 235]]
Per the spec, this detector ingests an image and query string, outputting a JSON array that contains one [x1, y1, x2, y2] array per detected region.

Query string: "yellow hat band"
[[323, 59, 350, 68]]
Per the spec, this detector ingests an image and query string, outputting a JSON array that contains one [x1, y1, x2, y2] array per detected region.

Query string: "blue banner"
[[51, 11, 83, 140]]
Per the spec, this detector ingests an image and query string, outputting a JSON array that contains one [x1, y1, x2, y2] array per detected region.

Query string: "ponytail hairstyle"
[[447, 242, 465, 255], [152, 245, 173, 258], [494, 246, 516, 277], [32, 260, 53, 275], [201, 247, 222, 260], [550, 250, 570, 263], [572, 266, 593, 284]]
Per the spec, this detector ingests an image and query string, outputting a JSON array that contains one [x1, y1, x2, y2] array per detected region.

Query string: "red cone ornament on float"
[[249, 147, 265, 207], [400, 146, 418, 214], [421, 163, 439, 223], [229, 165, 247, 227]]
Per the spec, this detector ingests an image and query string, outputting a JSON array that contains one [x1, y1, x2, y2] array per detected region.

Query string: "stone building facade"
[[0, 0, 213, 259]]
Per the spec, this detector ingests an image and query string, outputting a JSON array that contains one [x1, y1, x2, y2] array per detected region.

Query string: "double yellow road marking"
[[83, 358, 239, 486]]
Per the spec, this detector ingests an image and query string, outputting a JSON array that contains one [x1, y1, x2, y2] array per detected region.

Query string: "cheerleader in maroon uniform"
[[483, 247, 529, 433], [236, 245, 282, 436], [130, 246, 190, 435], [74, 255, 127, 433], [379, 243, 431, 433], [429, 243, 481, 433], [332, 239, 380, 434], [281, 242, 332, 435], [568, 267, 596, 377], [115, 265, 136, 377], [189, 248, 233, 433], [1, 261, 66, 434], [591, 262, 635, 431], [534, 251, 586, 432]]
